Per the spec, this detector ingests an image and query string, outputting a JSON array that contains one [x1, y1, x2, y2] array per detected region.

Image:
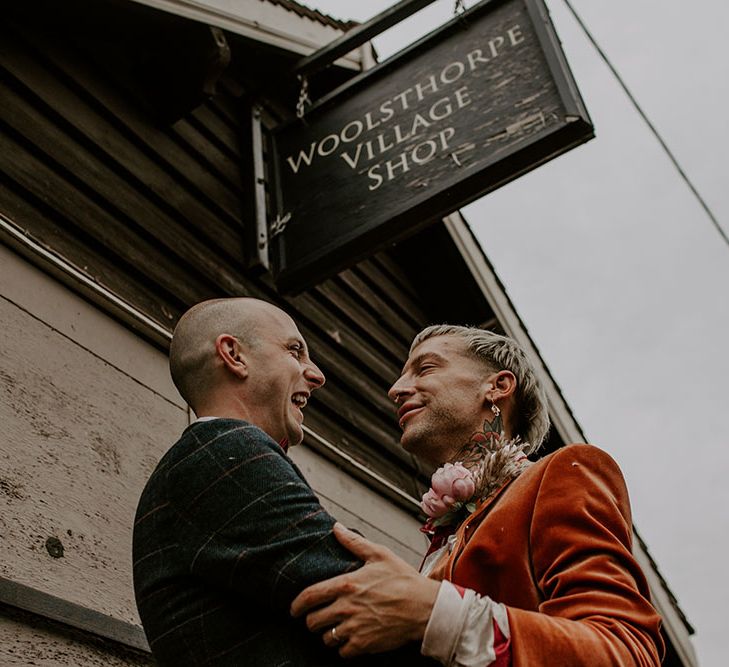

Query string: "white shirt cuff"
[[421, 580, 509, 667]]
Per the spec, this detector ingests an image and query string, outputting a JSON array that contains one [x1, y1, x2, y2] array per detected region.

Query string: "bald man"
[[132, 299, 425, 666]]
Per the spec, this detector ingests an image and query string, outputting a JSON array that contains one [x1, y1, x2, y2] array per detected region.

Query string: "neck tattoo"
[[454, 419, 532, 503]]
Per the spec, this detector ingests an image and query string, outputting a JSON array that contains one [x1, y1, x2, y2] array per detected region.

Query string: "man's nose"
[[388, 376, 410, 402], [305, 361, 325, 389]]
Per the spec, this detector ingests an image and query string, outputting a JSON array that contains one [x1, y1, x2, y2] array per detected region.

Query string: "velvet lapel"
[[446, 476, 519, 579]]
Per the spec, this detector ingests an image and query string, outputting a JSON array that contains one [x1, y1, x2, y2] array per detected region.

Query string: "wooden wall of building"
[[0, 605, 152, 667], [0, 4, 440, 659], [0, 4, 697, 666], [0, 6, 440, 505], [0, 222, 426, 660]]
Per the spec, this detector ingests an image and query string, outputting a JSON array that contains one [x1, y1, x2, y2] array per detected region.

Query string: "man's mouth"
[[292, 392, 309, 410], [397, 401, 423, 428]]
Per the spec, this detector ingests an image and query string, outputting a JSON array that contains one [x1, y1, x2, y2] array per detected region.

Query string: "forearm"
[[423, 579, 660, 667], [422, 580, 511, 667], [506, 605, 661, 667]]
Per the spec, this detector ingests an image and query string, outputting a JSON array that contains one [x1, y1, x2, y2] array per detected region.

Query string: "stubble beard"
[[401, 404, 471, 466]]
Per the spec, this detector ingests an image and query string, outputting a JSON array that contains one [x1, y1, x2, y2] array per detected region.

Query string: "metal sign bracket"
[[251, 105, 270, 269]]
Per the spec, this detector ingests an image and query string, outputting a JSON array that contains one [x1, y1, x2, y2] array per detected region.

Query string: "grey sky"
[[299, 1, 729, 664]]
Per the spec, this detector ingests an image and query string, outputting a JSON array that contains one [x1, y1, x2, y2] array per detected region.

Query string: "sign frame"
[[269, 0, 593, 293]]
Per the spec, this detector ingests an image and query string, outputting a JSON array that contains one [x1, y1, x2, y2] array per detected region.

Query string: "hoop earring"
[[487, 399, 503, 434]]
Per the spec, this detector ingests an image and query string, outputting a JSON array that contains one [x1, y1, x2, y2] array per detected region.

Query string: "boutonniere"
[[421, 462, 477, 529], [421, 419, 533, 536]]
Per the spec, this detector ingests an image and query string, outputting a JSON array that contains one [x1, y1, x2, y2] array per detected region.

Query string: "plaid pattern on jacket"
[[134, 418, 421, 666]]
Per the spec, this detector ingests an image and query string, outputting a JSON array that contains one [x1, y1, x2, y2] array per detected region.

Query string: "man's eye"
[[290, 344, 303, 358]]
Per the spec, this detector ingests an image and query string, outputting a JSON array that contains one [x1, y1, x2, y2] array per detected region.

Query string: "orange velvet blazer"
[[434, 444, 663, 667]]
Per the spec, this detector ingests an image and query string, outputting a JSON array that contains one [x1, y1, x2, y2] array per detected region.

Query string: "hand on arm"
[[291, 523, 440, 657]]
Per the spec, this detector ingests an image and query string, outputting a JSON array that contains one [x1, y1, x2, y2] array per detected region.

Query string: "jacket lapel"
[[446, 476, 519, 578]]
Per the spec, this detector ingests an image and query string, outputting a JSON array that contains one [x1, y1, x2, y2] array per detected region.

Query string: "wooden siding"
[[0, 240, 427, 654], [0, 5, 695, 667], [0, 254, 189, 624], [0, 605, 152, 667], [0, 8, 445, 503]]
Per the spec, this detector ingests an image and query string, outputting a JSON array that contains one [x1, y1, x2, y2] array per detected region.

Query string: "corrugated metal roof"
[[633, 530, 695, 636], [263, 0, 358, 31]]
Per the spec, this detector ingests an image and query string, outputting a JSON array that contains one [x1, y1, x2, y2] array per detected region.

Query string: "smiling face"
[[388, 335, 495, 465], [241, 306, 325, 447]]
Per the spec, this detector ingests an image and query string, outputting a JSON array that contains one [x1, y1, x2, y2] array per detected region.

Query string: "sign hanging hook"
[[296, 74, 311, 119], [453, 0, 466, 14]]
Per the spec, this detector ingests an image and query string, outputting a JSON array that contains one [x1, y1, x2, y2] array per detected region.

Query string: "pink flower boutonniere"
[[421, 462, 477, 528], [420, 421, 534, 538]]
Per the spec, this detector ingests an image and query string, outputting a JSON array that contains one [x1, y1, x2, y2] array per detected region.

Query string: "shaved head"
[[169, 298, 280, 410]]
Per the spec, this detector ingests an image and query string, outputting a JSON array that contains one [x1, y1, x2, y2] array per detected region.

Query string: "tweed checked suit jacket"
[[133, 419, 430, 666]]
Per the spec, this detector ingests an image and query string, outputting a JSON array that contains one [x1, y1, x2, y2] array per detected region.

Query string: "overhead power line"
[[561, 0, 729, 250]]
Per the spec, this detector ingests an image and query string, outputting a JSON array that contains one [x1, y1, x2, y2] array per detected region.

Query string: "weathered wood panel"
[[0, 296, 188, 622], [0, 242, 431, 647], [288, 287, 401, 383], [0, 4, 456, 505], [0, 35, 246, 289], [0, 243, 181, 406], [0, 125, 211, 307], [289, 445, 427, 567], [6, 21, 245, 230], [0, 606, 152, 667]]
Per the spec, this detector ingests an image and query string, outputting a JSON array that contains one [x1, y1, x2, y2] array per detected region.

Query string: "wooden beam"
[[294, 0, 439, 76], [0, 577, 150, 653]]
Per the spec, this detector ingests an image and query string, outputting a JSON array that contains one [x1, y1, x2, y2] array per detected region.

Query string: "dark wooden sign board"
[[269, 0, 593, 293]]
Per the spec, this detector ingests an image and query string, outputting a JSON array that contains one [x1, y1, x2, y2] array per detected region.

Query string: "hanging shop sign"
[[269, 0, 593, 293]]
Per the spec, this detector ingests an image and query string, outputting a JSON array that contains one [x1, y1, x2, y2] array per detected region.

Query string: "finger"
[[333, 522, 385, 561], [290, 575, 348, 617], [339, 638, 364, 659], [322, 625, 347, 649], [304, 602, 342, 632]]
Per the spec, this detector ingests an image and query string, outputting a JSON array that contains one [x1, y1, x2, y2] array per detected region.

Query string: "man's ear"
[[484, 370, 517, 402], [215, 334, 248, 380]]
